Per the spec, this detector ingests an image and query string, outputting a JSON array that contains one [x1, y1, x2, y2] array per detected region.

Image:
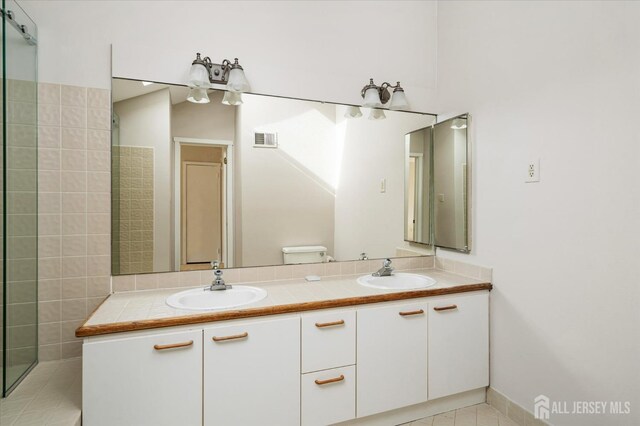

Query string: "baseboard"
[[487, 387, 551, 426], [336, 387, 486, 425]]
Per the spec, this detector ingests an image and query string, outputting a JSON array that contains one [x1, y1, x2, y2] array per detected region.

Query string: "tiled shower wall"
[[37, 83, 111, 360], [111, 146, 155, 275]]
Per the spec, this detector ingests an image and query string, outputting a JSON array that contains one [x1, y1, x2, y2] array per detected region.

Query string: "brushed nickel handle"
[[212, 332, 249, 342], [153, 340, 194, 351], [434, 304, 458, 312], [315, 375, 345, 385], [315, 320, 345, 328], [399, 309, 424, 316]]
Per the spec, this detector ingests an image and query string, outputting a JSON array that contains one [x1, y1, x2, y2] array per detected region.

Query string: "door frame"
[[409, 152, 424, 241], [173, 137, 234, 270]]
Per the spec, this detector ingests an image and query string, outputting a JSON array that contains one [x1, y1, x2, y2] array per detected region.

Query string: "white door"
[[428, 292, 489, 400], [357, 301, 428, 417], [83, 330, 202, 426], [203, 317, 300, 426], [183, 162, 221, 264]]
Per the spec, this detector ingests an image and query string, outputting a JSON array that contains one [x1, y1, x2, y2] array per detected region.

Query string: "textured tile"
[[61, 127, 87, 149], [61, 85, 87, 107], [38, 83, 61, 105], [61, 106, 87, 128], [87, 108, 110, 130], [87, 88, 110, 108]]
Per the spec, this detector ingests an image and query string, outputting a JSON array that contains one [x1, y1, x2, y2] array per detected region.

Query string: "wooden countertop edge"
[[76, 283, 492, 338]]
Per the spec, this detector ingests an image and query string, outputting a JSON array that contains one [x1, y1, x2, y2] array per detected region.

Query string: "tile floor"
[[401, 403, 518, 426], [0, 358, 81, 426]]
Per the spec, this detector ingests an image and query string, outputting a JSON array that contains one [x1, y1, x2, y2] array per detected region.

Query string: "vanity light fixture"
[[369, 108, 386, 120], [141, 81, 154, 86], [451, 118, 467, 130], [361, 78, 409, 111], [344, 106, 363, 118], [187, 87, 210, 104], [188, 53, 250, 92], [222, 91, 243, 106]]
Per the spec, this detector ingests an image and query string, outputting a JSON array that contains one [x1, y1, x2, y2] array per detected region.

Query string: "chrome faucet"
[[208, 264, 232, 291], [372, 258, 394, 277]]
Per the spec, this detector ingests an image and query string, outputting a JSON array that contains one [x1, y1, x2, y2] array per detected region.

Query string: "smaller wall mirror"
[[404, 114, 470, 252]]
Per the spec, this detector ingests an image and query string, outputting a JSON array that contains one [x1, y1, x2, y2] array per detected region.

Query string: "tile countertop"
[[76, 268, 491, 337]]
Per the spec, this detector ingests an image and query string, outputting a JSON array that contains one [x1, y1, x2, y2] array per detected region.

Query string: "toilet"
[[282, 246, 327, 264]]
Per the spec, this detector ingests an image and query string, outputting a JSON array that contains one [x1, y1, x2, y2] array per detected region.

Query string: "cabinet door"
[[204, 317, 300, 426], [428, 292, 489, 400], [357, 301, 428, 418], [83, 330, 202, 426], [302, 309, 356, 373]]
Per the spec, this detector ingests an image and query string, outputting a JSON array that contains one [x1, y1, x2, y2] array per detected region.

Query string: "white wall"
[[171, 91, 235, 141], [113, 89, 172, 271], [238, 95, 337, 267], [435, 2, 640, 425], [21, 1, 438, 113]]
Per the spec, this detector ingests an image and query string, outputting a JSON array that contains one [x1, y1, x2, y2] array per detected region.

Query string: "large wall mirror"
[[111, 77, 438, 275], [404, 114, 470, 253]]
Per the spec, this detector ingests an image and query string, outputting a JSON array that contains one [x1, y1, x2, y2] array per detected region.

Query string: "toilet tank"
[[282, 246, 327, 265]]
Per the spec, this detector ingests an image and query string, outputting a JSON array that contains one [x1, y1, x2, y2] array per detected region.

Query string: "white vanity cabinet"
[[82, 291, 490, 425], [203, 316, 300, 426], [356, 301, 429, 417], [428, 292, 489, 400], [83, 329, 203, 426]]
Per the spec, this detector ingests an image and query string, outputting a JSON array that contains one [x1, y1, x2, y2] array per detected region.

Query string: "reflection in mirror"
[[404, 114, 470, 253], [111, 78, 437, 275], [404, 128, 432, 245]]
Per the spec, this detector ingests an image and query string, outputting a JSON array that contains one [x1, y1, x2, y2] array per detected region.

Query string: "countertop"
[[76, 268, 491, 337]]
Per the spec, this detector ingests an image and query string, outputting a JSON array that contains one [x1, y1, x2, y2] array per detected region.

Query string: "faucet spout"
[[372, 258, 394, 277], [208, 268, 233, 291]]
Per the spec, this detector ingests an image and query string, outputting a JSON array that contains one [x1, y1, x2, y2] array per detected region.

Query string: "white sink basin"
[[357, 273, 436, 290], [166, 286, 267, 311]]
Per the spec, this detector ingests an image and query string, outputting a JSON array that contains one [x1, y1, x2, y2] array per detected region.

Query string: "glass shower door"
[[1, 0, 38, 396]]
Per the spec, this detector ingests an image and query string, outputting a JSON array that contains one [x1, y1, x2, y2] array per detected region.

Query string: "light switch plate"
[[526, 159, 540, 183]]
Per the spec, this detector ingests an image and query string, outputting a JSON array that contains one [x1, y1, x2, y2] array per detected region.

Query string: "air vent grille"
[[254, 132, 278, 148]]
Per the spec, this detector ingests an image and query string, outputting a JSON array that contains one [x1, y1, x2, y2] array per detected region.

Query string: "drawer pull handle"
[[399, 309, 424, 316], [434, 305, 458, 312], [315, 320, 345, 328], [153, 340, 194, 351], [315, 375, 345, 385], [212, 332, 249, 342]]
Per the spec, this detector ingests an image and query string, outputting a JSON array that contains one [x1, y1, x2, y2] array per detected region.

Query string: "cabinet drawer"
[[302, 309, 356, 373], [302, 365, 356, 426], [428, 292, 489, 400]]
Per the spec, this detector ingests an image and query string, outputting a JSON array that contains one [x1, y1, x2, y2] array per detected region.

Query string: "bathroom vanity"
[[78, 269, 490, 426]]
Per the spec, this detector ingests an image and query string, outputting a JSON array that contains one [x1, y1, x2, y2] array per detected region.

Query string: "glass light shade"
[[188, 63, 210, 88], [389, 90, 409, 110], [362, 87, 382, 108], [187, 88, 210, 104], [451, 118, 467, 129], [227, 67, 250, 93], [344, 106, 362, 118], [368, 108, 386, 120], [222, 91, 243, 106]]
